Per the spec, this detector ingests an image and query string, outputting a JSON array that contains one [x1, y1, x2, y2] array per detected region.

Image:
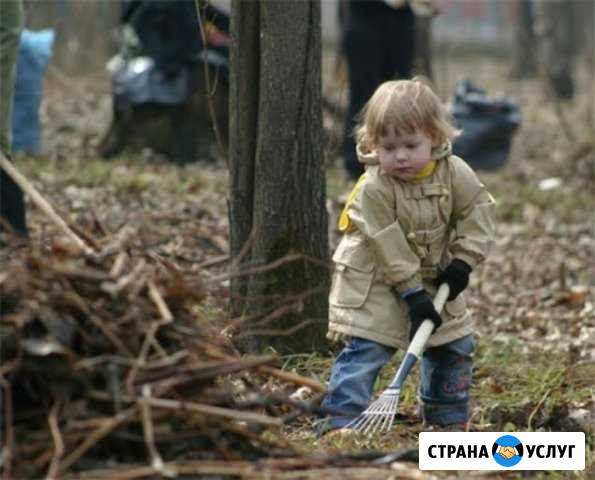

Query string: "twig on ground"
[[101, 259, 147, 296], [139, 386, 175, 477], [237, 318, 318, 339], [58, 407, 139, 474], [89, 313, 135, 358], [0, 151, 95, 256], [46, 400, 65, 480], [197, 253, 230, 268], [148, 397, 283, 427], [210, 253, 328, 283], [109, 251, 129, 278], [0, 377, 14, 480], [147, 280, 174, 323], [258, 366, 326, 394]]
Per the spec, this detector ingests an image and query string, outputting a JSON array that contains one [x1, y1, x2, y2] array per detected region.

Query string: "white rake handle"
[[387, 283, 450, 391], [408, 283, 450, 357]]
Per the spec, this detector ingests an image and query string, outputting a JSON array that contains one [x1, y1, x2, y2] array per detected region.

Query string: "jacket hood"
[[356, 140, 453, 166]]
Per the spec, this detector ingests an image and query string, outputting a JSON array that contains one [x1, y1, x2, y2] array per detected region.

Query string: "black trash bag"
[[450, 80, 521, 171]]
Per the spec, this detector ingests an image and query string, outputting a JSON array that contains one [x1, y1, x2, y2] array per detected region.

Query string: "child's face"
[[376, 128, 434, 180]]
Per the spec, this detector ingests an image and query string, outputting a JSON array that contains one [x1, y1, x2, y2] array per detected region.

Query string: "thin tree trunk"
[[229, 0, 260, 324], [414, 16, 433, 81], [229, 0, 329, 354], [533, 0, 575, 99], [510, 0, 537, 79]]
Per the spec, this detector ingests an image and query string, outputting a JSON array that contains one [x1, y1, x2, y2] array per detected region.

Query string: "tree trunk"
[[533, 0, 575, 99], [229, 0, 329, 354], [414, 15, 433, 81], [510, 0, 537, 79]]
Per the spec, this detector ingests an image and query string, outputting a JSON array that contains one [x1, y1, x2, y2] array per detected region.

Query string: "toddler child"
[[322, 78, 495, 432]]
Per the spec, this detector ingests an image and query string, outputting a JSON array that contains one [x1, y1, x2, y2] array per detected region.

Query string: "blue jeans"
[[321, 335, 475, 429]]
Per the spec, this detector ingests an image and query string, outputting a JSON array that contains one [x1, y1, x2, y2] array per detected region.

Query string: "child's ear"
[[360, 141, 374, 155], [360, 134, 374, 153]]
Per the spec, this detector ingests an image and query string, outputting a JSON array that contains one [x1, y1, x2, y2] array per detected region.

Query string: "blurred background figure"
[[99, 0, 230, 163], [0, 0, 28, 238], [339, 0, 437, 181], [11, 28, 55, 154]]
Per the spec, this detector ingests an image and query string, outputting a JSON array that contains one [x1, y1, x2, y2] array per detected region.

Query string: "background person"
[[0, 0, 28, 239]]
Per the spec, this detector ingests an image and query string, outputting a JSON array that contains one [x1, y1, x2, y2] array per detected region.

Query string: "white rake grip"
[[345, 284, 452, 432], [407, 283, 450, 358], [386, 283, 450, 391]]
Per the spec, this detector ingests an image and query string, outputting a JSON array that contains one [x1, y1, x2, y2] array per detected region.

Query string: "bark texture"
[[229, 0, 329, 354], [534, 0, 575, 99], [510, 0, 537, 79]]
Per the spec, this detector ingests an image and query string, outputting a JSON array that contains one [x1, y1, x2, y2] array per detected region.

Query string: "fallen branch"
[[148, 397, 284, 427], [0, 151, 95, 256], [210, 253, 329, 283], [58, 407, 139, 474], [0, 377, 14, 480], [258, 366, 326, 394], [139, 386, 175, 477], [147, 280, 173, 323], [46, 400, 65, 480]]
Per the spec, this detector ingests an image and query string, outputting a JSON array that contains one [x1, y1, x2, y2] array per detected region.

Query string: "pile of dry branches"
[[0, 156, 330, 478], [0, 236, 336, 478]]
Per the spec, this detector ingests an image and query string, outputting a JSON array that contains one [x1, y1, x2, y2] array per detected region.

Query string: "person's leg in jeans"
[[321, 337, 395, 430], [419, 334, 476, 425]]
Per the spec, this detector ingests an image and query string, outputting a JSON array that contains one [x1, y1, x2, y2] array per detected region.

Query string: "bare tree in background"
[[511, 0, 593, 101], [533, 0, 575, 100], [510, 0, 537, 79], [228, 0, 329, 354]]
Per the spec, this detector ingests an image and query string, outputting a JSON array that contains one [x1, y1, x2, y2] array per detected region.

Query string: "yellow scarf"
[[410, 159, 437, 180]]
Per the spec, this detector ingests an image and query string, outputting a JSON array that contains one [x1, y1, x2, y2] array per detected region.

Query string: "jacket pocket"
[[330, 234, 376, 308], [329, 261, 375, 308]]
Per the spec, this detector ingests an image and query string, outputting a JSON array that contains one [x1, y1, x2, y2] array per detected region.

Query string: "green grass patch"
[[278, 337, 593, 456], [473, 339, 593, 432], [15, 152, 229, 201], [492, 181, 594, 223]]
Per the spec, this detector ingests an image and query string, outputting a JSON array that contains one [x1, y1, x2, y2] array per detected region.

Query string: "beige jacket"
[[328, 143, 495, 349]]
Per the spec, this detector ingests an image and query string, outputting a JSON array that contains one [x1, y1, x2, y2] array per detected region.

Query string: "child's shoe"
[[314, 418, 355, 439]]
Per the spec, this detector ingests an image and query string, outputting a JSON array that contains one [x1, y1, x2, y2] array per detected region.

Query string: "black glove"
[[404, 290, 442, 342], [435, 259, 472, 301]]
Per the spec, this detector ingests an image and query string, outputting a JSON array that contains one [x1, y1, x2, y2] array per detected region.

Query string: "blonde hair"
[[354, 78, 460, 148]]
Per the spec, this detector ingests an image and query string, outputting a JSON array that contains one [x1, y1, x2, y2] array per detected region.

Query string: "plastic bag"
[[450, 80, 521, 171], [11, 29, 55, 154], [109, 54, 189, 107]]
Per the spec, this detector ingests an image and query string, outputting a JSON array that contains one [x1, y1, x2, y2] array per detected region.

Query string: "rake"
[[345, 283, 450, 435]]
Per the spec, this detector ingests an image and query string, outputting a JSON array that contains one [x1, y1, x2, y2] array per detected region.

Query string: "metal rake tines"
[[346, 388, 401, 434]]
